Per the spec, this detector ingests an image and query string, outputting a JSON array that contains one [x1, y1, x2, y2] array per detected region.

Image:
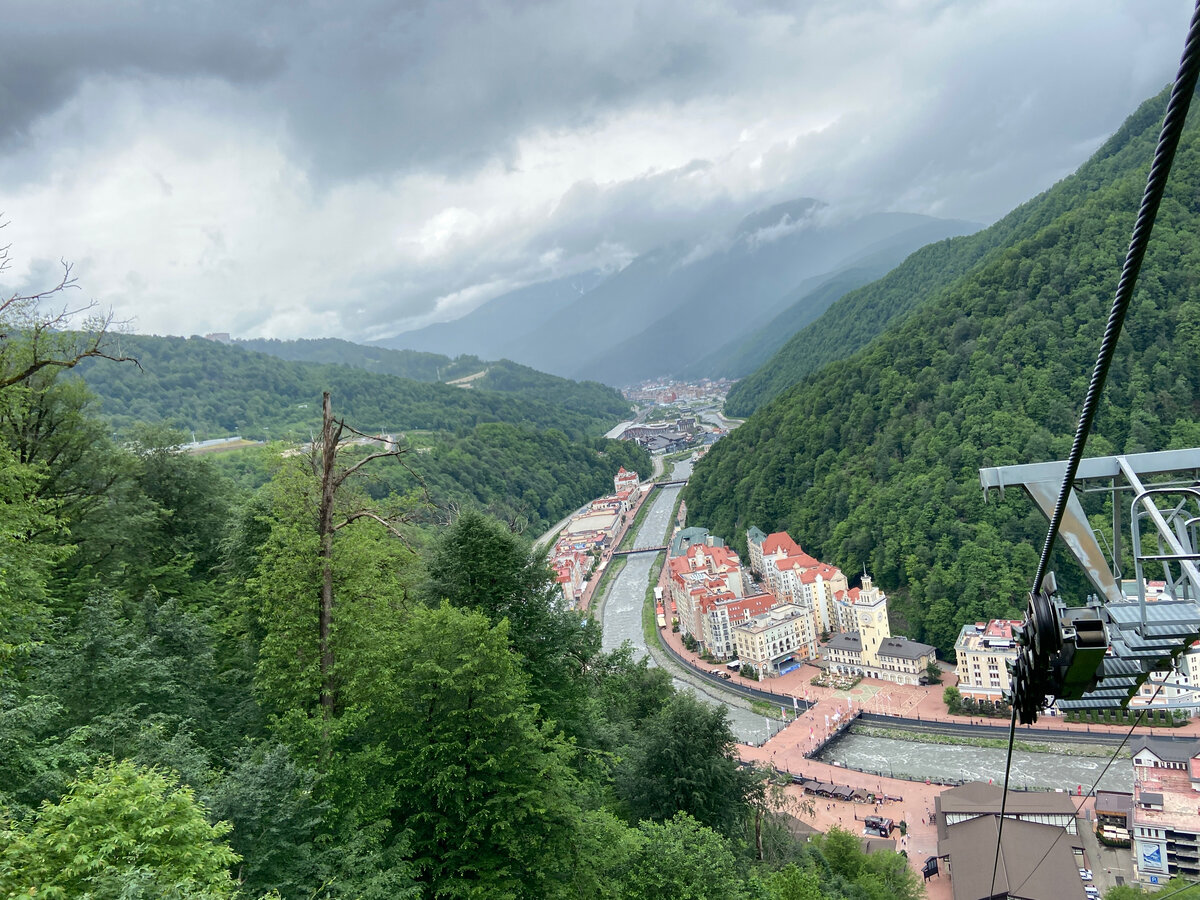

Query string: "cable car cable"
[[1031, 0, 1200, 598], [988, 3, 1200, 895], [1009, 678, 1167, 899]]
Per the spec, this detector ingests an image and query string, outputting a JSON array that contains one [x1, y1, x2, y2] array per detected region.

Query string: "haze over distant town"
[[2, 1, 1193, 344]]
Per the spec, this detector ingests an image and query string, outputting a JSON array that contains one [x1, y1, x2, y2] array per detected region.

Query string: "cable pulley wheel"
[[1027, 588, 1061, 665]]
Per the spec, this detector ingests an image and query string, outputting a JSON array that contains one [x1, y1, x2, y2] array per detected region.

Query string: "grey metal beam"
[[979, 447, 1200, 496], [1024, 480, 1123, 604]]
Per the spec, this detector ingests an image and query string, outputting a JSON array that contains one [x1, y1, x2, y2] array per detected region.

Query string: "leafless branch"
[[332, 446, 408, 488], [335, 419, 395, 442], [436, 500, 462, 528], [0, 224, 141, 391], [332, 509, 419, 550]]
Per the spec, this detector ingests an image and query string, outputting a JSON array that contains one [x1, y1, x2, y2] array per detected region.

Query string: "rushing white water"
[[820, 731, 1133, 792]]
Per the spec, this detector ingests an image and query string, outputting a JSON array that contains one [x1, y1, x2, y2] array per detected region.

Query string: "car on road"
[[1079, 868, 1093, 881], [1085, 887, 1100, 900]]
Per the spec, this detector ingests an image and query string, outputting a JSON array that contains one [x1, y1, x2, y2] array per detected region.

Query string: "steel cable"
[[989, 3, 1200, 896]]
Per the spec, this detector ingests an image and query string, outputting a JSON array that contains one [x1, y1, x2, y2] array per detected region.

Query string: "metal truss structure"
[[979, 448, 1200, 719]]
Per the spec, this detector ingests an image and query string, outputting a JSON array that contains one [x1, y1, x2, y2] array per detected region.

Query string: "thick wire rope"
[[987, 4, 1200, 896], [988, 707, 1021, 898], [1142, 879, 1200, 900], [1032, 0, 1200, 597], [1009, 678, 1166, 899]]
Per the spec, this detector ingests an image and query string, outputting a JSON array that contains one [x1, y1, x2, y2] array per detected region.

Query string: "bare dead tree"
[[312, 390, 427, 716], [0, 220, 140, 391]]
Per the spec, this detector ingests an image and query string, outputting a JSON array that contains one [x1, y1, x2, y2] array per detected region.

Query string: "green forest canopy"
[[0, 335, 919, 894], [73, 333, 632, 442]]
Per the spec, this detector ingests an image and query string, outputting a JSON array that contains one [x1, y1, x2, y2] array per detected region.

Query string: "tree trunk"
[[318, 391, 340, 717], [755, 805, 764, 860]]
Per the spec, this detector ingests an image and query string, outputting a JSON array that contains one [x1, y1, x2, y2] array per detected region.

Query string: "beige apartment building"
[[733, 603, 817, 676], [954, 620, 1021, 702]]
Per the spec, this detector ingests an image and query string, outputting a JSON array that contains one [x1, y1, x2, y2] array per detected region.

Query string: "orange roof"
[[705, 592, 776, 620], [984, 620, 1022, 639], [778, 551, 820, 570], [762, 532, 801, 556], [683, 543, 741, 570]]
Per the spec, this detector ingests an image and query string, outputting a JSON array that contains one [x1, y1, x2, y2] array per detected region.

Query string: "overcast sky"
[[1, 0, 1194, 343]]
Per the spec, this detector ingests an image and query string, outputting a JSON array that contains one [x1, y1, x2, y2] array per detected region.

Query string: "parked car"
[[1079, 868, 1093, 881]]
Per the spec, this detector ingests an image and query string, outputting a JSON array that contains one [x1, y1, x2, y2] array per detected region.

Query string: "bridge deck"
[[612, 545, 668, 556]]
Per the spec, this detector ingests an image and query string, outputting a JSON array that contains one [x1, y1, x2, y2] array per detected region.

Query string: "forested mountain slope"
[[235, 336, 630, 423], [73, 334, 630, 441], [234, 336, 459, 381], [685, 85, 1200, 655], [213, 422, 649, 536], [723, 86, 1181, 416]]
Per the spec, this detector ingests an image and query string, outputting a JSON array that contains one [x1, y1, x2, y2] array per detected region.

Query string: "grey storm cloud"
[[4, 0, 747, 178], [1, 2, 283, 148], [0, 0, 1195, 342]]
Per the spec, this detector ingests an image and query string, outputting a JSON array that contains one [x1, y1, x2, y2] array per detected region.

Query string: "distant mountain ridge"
[[378, 202, 978, 386], [380, 270, 609, 359], [675, 214, 980, 381]]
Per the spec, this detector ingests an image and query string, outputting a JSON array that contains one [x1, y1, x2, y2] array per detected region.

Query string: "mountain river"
[[596, 458, 1133, 789]]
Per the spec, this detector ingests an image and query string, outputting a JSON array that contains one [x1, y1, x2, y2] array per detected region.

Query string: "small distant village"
[[549, 462, 1200, 898], [605, 378, 735, 453]]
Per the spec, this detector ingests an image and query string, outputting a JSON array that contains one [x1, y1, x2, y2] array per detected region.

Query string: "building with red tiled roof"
[[698, 591, 776, 658], [669, 542, 755, 655], [614, 466, 640, 494], [759, 532, 805, 596]]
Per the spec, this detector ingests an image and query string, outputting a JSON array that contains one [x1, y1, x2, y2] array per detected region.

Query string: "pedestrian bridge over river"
[[611, 545, 667, 557]]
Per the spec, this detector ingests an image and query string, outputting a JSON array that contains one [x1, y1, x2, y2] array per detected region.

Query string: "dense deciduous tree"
[[0, 447, 67, 680], [617, 691, 753, 835], [764, 864, 827, 900], [0, 761, 240, 899], [385, 602, 582, 898], [618, 812, 747, 900], [424, 508, 601, 732], [253, 458, 414, 722]]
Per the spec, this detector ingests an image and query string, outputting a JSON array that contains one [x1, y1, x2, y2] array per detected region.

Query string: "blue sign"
[[1141, 842, 1163, 870], [1152, 876, 1160, 884]]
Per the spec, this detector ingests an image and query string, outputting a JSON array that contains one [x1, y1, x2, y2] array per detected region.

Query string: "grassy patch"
[[751, 699, 792, 721], [593, 555, 628, 604], [618, 494, 656, 551], [641, 552, 666, 647], [668, 488, 685, 532], [849, 725, 1124, 759]]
